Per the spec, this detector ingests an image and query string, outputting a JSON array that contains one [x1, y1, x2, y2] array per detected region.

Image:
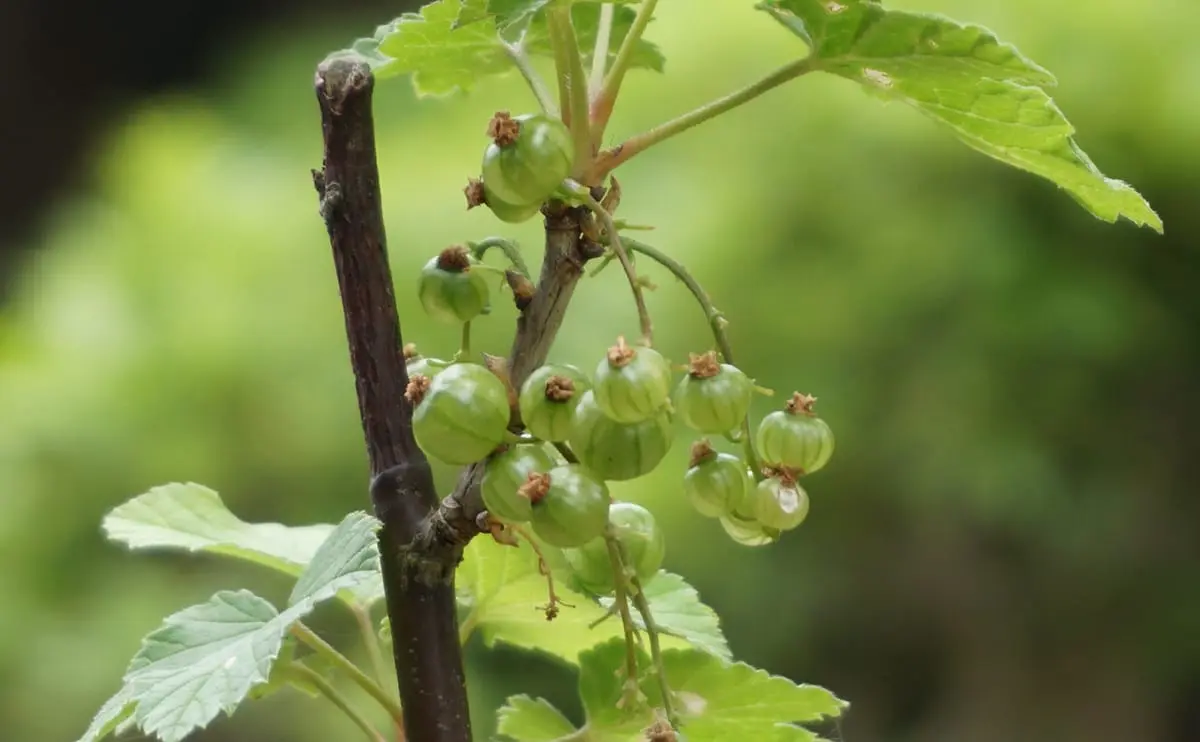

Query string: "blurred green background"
[[2, 1, 1197, 741]]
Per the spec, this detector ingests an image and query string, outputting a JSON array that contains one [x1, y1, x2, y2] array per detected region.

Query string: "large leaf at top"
[[760, 0, 1162, 232], [456, 537, 701, 665], [334, 0, 662, 96], [78, 512, 379, 742], [508, 640, 847, 741]]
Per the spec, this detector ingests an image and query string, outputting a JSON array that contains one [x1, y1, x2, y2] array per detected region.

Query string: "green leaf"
[[376, 0, 509, 92], [103, 483, 332, 572], [287, 511, 380, 606], [653, 649, 846, 739], [457, 537, 695, 664], [599, 571, 731, 661], [572, 640, 849, 741], [370, 0, 662, 96], [81, 511, 382, 742], [461, 0, 639, 41], [102, 483, 384, 607], [576, 640, 654, 737], [119, 590, 297, 741], [760, 0, 1162, 232], [75, 685, 136, 742], [495, 695, 578, 741]]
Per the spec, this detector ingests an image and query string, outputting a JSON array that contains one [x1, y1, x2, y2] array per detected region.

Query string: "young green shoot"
[[591, 56, 817, 181], [591, 0, 659, 146]]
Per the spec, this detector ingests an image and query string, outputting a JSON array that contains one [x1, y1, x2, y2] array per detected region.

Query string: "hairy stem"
[[592, 56, 816, 179], [504, 41, 559, 116], [622, 237, 762, 477], [590, 3, 615, 96], [458, 321, 472, 361], [286, 663, 389, 742], [553, 440, 580, 464], [314, 58, 470, 742], [291, 623, 406, 728], [568, 181, 653, 345], [351, 604, 391, 691], [469, 236, 530, 278], [548, 6, 594, 177], [605, 533, 643, 706], [511, 523, 570, 620], [547, 11, 574, 128], [592, 0, 659, 145], [629, 575, 678, 728]]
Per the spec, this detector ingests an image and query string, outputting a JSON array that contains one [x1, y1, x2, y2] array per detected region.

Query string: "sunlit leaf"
[[495, 695, 577, 741], [457, 537, 695, 664], [599, 571, 731, 660], [569, 640, 848, 741]]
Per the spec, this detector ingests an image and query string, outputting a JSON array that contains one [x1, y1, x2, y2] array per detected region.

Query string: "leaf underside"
[[80, 512, 380, 742], [760, 0, 1161, 232], [101, 483, 384, 607]]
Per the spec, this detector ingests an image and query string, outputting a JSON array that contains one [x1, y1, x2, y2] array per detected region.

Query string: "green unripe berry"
[[417, 246, 491, 324], [675, 351, 754, 434], [526, 464, 610, 548], [518, 364, 590, 442], [718, 511, 775, 547], [570, 390, 673, 482], [682, 440, 752, 518], [481, 444, 557, 523], [410, 363, 510, 466], [755, 392, 834, 474], [486, 191, 543, 224], [593, 336, 674, 423], [753, 473, 810, 531], [563, 501, 665, 596], [481, 112, 574, 206]]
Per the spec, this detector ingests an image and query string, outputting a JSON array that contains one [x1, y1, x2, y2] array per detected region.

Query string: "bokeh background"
[[1, 1, 1197, 741]]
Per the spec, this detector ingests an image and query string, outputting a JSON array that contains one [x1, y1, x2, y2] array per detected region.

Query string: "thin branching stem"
[[621, 236, 763, 478], [503, 41, 559, 116], [553, 440, 580, 464], [592, 57, 816, 180], [285, 663, 389, 742], [291, 623, 406, 728], [566, 180, 653, 345], [510, 523, 571, 620], [605, 532, 643, 707], [628, 573, 678, 729], [469, 237, 531, 278], [458, 321, 472, 361]]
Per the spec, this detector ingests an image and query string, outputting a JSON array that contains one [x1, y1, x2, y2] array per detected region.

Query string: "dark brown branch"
[[314, 57, 471, 742]]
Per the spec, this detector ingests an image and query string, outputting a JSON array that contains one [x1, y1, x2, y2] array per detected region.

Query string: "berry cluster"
[[401, 111, 837, 598], [404, 311, 835, 596]]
